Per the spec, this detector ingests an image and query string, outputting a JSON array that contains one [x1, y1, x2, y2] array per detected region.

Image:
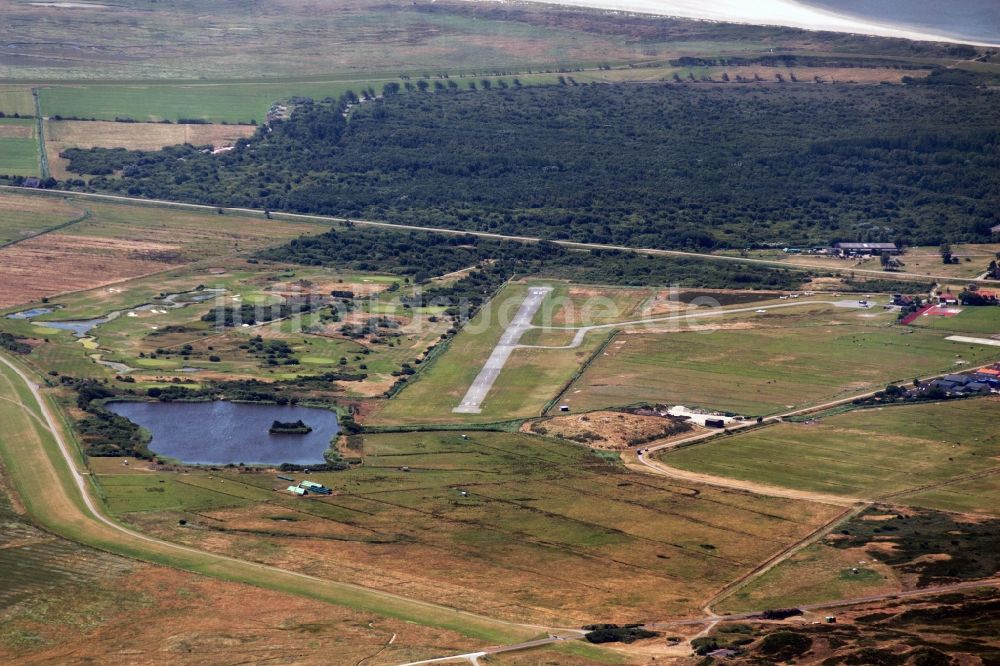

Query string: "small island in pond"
[[269, 419, 313, 434]]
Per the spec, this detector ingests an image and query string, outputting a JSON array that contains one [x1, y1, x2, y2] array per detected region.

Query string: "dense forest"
[[258, 226, 805, 305], [61, 81, 1000, 250]]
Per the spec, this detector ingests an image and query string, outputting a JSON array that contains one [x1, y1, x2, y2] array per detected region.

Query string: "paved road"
[[6, 186, 997, 287], [453, 286, 552, 413]]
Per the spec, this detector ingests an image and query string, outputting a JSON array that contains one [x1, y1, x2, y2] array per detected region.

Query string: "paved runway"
[[453, 287, 552, 414]]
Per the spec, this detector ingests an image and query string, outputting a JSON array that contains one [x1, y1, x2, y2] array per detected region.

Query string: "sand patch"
[[527, 410, 693, 450]]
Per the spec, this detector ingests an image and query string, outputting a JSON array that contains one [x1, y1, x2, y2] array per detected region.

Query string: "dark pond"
[[107, 401, 339, 465]]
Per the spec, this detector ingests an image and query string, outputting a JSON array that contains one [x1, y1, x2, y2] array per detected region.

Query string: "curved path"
[[0, 352, 565, 647]]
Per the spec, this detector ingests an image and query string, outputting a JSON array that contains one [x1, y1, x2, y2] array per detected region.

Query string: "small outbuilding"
[[833, 242, 900, 256]]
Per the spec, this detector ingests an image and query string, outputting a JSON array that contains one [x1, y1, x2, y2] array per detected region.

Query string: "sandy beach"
[[472, 0, 998, 46]]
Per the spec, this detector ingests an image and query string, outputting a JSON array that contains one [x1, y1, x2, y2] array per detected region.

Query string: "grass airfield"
[[561, 303, 1000, 416], [1, 6, 1000, 651], [2, 192, 1000, 661]]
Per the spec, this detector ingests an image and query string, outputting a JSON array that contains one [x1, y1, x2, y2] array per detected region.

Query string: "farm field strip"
[[0, 118, 41, 177], [35, 72, 566, 124]]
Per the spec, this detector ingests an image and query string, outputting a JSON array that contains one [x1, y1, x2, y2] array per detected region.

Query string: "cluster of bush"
[[260, 227, 804, 308], [0, 332, 32, 355], [583, 624, 660, 644], [71, 380, 150, 458]]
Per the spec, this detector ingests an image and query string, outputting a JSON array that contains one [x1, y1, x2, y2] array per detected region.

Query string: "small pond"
[[7, 288, 227, 337], [6, 307, 55, 319], [107, 401, 340, 465]]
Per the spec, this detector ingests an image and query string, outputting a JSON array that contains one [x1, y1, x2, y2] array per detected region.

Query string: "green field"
[[0, 191, 84, 246], [0, 86, 35, 117], [39, 81, 369, 124], [97, 472, 275, 514], [564, 304, 1000, 415], [34, 70, 579, 124], [900, 472, 1000, 515], [0, 118, 40, 177], [910, 306, 1000, 336], [664, 398, 1000, 504]]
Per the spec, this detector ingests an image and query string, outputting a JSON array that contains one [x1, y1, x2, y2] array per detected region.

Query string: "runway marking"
[[453, 287, 553, 413]]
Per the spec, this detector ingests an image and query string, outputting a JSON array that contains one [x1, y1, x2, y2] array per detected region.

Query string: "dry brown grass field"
[[108, 431, 840, 627], [0, 124, 32, 139], [1, 556, 481, 666], [45, 121, 257, 180], [0, 193, 323, 308], [0, 467, 479, 665], [0, 233, 184, 309], [0, 86, 35, 117]]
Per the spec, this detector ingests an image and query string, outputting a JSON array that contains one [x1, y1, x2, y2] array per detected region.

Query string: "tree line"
[[257, 225, 805, 311], [51, 81, 1000, 250]]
